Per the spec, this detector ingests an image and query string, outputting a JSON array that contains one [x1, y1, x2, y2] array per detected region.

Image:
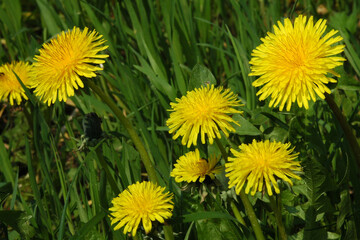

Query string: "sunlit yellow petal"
[[30, 27, 109, 105], [109, 181, 173, 236], [167, 84, 243, 147], [0, 61, 32, 105], [225, 140, 302, 196], [249, 15, 345, 111], [170, 149, 223, 183]]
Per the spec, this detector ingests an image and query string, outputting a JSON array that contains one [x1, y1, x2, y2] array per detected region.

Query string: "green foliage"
[[0, 0, 360, 239], [188, 63, 217, 90]]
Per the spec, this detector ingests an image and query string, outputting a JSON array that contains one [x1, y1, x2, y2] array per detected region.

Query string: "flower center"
[[283, 34, 315, 78], [256, 153, 270, 170], [193, 101, 213, 120], [133, 195, 154, 215], [195, 160, 210, 176], [56, 53, 78, 79], [292, 52, 306, 67]]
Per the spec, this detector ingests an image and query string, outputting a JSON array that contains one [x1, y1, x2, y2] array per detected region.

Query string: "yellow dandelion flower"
[[166, 84, 243, 148], [0, 61, 32, 105], [109, 181, 174, 236], [249, 15, 346, 111], [225, 140, 301, 196], [30, 27, 109, 106], [171, 149, 223, 183]]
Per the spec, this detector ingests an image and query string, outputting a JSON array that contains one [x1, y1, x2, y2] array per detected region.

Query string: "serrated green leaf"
[[302, 157, 338, 239], [337, 190, 351, 230], [303, 158, 326, 204], [303, 206, 327, 240], [0, 210, 35, 238], [343, 219, 357, 240]]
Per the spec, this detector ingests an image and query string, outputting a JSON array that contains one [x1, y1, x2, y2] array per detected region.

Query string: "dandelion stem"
[[214, 138, 228, 160], [269, 195, 287, 240], [230, 200, 247, 227], [215, 138, 265, 240], [88, 80, 174, 239], [87, 80, 159, 183], [164, 224, 175, 240], [239, 190, 265, 240], [325, 93, 360, 168]]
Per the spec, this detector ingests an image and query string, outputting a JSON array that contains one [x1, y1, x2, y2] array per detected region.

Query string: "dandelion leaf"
[[189, 63, 216, 90]]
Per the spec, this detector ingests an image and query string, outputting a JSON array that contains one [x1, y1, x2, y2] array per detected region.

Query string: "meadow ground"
[[0, 0, 360, 239]]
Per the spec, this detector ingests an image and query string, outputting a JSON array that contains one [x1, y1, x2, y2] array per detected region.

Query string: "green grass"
[[1, 0, 360, 239]]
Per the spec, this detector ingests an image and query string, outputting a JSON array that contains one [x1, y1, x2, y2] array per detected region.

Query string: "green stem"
[[163, 224, 175, 240], [239, 189, 265, 240], [215, 139, 265, 240], [269, 195, 287, 240], [87, 80, 159, 183], [325, 93, 360, 168], [88, 80, 174, 239], [214, 138, 228, 160], [95, 145, 120, 195], [230, 200, 247, 227]]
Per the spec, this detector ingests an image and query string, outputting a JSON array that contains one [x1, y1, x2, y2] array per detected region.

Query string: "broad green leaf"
[[327, 232, 341, 240], [329, 11, 357, 35], [196, 218, 242, 240], [260, 112, 289, 130], [36, 0, 62, 36], [188, 63, 217, 90], [337, 70, 360, 91], [69, 212, 106, 240], [264, 126, 288, 142], [232, 114, 262, 136], [289, 229, 303, 240]]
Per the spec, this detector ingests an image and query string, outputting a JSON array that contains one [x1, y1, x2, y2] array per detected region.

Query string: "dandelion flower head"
[[0, 61, 32, 105], [167, 84, 242, 148], [225, 140, 301, 196], [249, 15, 346, 111], [109, 181, 174, 236], [31, 27, 109, 105], [171, 149, 223, 183]]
